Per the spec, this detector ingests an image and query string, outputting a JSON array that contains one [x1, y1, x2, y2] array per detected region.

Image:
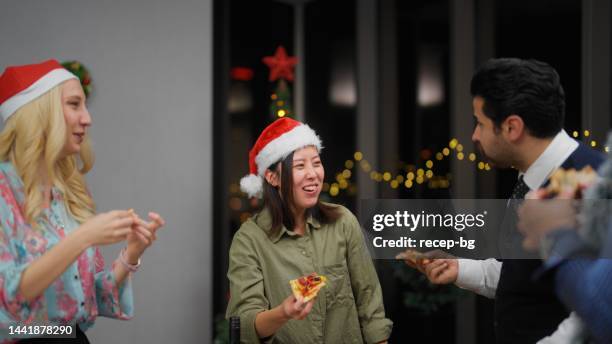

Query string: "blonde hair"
[[0, 84, 95, 227]]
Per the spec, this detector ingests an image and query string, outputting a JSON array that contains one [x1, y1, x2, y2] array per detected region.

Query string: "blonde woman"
[[0, 60, 165, 343]]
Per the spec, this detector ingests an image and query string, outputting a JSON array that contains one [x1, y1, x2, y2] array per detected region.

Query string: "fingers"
[[293, 295, 305, 310], [133, 225, 153, 240], [297, 301, 313, 320], [396, 251, 427, 272], [428, 261, 449, 281], [129, 211, 165, 234], [424, 259, 447, 277], [396, 252, 417, 268], [423, 259, 455, 283], [113, 216, 136, 229], [112, 227, 131, 242], [133, 230, 151, 245], [414, 260, 427, 274], [148, 212, 166, 231], [423, 249, 455, 260], [149, 212, 165, 225], [109, 209, 133, 219], [138, 226, 157, 245], [133, 217, 148, 228], [292, 295, 312, 317], [281, 293, 317, 321]]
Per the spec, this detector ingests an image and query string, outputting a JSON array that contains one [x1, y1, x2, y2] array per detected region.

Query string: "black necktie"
[[511, 175, 530, 200], [499, 175, 533, 258]]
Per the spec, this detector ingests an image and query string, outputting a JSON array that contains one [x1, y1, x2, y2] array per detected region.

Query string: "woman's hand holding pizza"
[[279, 294, 314, 321]]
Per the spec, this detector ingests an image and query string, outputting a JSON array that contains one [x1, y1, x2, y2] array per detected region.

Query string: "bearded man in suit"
[[400, 58, 605, 344]]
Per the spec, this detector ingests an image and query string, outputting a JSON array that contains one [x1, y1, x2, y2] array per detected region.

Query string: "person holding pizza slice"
[[226, 118, 392, 343]]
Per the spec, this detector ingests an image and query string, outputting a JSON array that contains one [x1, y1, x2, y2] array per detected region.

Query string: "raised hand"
[[125, 211, 165, 262], [79, 210, 135, 246]]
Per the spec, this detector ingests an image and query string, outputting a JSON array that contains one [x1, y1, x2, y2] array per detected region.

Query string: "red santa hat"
[[0, 59, 78, 122], [240, 117, 322, 198]]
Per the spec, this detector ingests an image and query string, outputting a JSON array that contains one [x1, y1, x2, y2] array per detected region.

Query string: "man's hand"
[[397, 249, 458, 284], [422, 259, 459, 284]]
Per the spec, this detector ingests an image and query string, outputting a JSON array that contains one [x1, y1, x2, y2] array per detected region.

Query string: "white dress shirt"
[[454, 130, 579, 343]]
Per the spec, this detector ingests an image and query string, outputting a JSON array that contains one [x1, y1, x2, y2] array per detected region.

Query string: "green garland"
[[61, 61, 92, 97]]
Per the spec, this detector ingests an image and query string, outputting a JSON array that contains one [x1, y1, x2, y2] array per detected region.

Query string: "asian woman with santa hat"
[[226, 117, 392, 343]]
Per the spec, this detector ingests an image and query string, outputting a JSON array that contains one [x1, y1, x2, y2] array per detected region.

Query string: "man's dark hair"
[[470, 58, 565, 138]]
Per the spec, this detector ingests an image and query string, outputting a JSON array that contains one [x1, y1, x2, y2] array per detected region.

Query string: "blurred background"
[[0, 0, 611, 343]]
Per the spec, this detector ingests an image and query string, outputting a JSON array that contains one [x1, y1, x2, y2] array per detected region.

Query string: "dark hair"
[[470, 58, 565, 138], [262, 151, 341, 237]]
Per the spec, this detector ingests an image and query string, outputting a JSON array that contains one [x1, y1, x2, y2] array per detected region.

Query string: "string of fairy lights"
[[322, 137, 486, 197], [324, 130, 609, 197], [227, 130, 610, 221], [571, 129, 607, 150]]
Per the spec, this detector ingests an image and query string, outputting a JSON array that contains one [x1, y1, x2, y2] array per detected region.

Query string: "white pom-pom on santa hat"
[[240, 117, 322, 198], [240, 173, 263, 198]]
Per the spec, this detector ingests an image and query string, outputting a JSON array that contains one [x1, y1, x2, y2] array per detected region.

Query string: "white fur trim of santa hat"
[[0, 68, 77, 121], [240, 121, 322, 198]]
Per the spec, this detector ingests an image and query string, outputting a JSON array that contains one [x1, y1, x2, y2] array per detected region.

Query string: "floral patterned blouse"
[[0, 162, 133, 343]]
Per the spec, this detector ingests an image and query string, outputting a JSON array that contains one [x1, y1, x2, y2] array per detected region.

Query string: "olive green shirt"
[[226, 204, 392, 343]]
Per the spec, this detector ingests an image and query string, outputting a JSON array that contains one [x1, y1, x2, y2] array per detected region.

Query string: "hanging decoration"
[[228, 67, 254, 113], [262, 46, 297, 119]]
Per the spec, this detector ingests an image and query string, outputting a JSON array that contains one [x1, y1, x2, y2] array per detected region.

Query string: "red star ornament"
[[262, 46, 298, 82]]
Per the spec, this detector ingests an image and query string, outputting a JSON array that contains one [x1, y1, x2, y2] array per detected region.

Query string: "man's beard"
[[475, 141, 511, 169]]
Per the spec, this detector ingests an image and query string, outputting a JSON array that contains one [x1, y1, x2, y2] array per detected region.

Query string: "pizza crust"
[[289, 274, 327, 302], [400, 249, 426, 262]]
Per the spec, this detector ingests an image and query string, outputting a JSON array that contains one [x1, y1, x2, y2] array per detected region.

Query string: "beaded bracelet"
[[118, 247, 141, 272]]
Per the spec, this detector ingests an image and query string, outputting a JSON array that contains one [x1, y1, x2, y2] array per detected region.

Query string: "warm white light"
[[417, 48, 445, 107], [329, 43, 356, 107]]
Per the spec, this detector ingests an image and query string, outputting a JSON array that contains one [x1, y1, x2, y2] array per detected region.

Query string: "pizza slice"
[[289, 272, 327, 302], [396, 249, 427, 263], [546, 166, 598, 198]]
